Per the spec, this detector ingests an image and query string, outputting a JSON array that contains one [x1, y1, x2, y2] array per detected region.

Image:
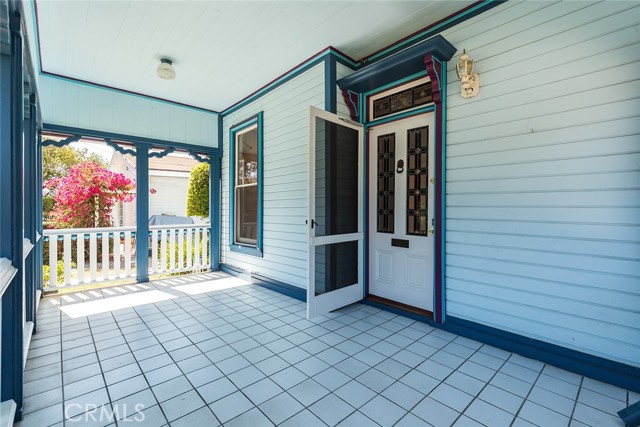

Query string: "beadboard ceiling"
[[34, 0, 473, 112]]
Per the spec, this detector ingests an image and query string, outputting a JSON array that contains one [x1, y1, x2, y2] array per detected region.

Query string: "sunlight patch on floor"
[[59, 290, 176, 319], [173, 276, 251, 296]]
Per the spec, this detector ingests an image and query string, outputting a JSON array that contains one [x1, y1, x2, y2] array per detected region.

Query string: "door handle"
[[309, 219, 320, 229]]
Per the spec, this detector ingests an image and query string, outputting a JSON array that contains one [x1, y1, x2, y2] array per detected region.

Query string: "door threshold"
[[366, 294, 433, 319]]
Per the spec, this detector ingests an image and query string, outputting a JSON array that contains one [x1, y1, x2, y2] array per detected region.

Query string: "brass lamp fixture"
[[455, 49, 479, 98]]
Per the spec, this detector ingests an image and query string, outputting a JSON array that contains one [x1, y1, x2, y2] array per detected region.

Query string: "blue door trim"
[[135, 144, 149, 283]]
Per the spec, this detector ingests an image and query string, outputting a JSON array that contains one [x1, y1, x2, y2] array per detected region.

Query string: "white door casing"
[[368, 113, 435, 311]]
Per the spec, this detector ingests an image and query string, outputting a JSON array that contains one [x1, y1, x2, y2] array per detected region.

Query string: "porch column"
[[136, 144, 149, 282], [210, 154, 221, 270], [0, 11, 25, 420], [24, 93, 37, 326]]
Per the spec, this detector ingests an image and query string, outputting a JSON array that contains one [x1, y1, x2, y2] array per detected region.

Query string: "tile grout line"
[[509, 362, 546, 427]]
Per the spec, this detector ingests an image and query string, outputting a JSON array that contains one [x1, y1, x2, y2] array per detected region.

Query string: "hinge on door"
[[339, 117, 364, 127]]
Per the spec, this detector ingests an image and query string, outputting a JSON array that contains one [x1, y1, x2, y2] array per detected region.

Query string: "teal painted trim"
[[362, 71, 428, 98], [2, 11, 25, 418], [221, 264, 306, 302], [229, 113, 263, 257], [442, 316, 640, 394], [365, 0, 501, 64], [210, 115, 223, 271], [222, 57, 325, 117], [39, 72, 220, 114], [42, 124, 221, 156], [29, 0, 41, 73], [365, 105, 436, 128], [324, 56, 337, 113], [439, 58, 447, 324], [135, 145, 149, 283], [329, 50, 358, 70]]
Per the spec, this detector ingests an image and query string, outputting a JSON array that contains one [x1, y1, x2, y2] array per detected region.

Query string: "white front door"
[[307, 107, 364, 319], [368, 113, 435, 311]]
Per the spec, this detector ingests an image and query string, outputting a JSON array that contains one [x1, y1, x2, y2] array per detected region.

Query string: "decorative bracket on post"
[[424, 54, 443, 105], [341, 89, 360, 122]]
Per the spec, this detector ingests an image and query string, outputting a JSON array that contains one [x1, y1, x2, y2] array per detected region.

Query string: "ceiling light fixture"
[[157, 58, 176, 80]]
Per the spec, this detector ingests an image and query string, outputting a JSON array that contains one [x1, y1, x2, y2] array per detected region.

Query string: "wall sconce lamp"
[[456, 49, 480, 98]]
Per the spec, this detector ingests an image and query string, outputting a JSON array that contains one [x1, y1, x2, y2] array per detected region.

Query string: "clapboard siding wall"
[[38, 76, 218, 147], [442, 1, 640, 367], [221, 64, 325, 288]]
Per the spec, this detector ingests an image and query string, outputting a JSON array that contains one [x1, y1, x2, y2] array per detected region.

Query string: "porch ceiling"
[[33, 0, 474, 112]]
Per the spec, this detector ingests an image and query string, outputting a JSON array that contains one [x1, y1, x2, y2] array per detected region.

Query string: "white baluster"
[[202, 228, 208, 267], [90, 233, 97, 282], [160, 229, 167, 272], [113, 231, 121, 278], [77, 233, 85, 284], [178, 228, 185, 271], [124, 231, 132, 277], [49, 235, 57, 287], [63, 234, 72, 286], [102, 232, 109, 280], [152, 230, 158, 273], [186, 228, 192, 269], [194, 228, 200, 268], [169, 228, 176, 272]]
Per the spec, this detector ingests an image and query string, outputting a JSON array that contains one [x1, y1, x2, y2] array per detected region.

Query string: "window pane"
[[314, 241, 358, 296], [236, 128, 258, 185], [236, 185, 258, 245], [314, 118, 359, 237], [406, 126, 429, 236]]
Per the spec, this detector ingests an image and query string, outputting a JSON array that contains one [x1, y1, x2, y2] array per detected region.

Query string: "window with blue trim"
[[230, 113, 263, 257]]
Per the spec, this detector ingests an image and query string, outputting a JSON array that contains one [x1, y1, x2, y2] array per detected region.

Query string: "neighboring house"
[[108, 151, 201, 226]]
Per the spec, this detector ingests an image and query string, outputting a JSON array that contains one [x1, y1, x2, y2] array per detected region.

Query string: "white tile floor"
[[17, 272, 637, 427]]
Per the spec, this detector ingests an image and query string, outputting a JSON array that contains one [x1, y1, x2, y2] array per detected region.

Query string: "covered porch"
[[18, 273, 636, 427]]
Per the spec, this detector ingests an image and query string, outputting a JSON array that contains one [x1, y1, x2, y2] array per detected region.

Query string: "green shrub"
[[186, 163, 209, 218]]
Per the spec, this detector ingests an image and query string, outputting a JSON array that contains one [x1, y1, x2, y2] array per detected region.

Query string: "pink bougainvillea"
[[45, 162, 135, 228]]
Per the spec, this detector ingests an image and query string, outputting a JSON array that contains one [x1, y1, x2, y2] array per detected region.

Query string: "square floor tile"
[[360, 395, 406, 427], [243, 378, 284, 405], [314, 367, 351, 391], [429, 383, 474, 412], [185, 364, 224, 387], [228, 365, 266, 388], [225, 407, 274, 427], [259, 392, 304, 425], [357, 369, 395, 393], [478, 384, 523, 414], [170, 407, 220, 427], [271, 366, 307, 390], [412, 397, 459, 427], [217, 354, 251, 375], [280, 409, 326, 427], [464, 398, 513, 427], [209, 391, 254, 424], [151, 375, 192, 402], [289, 378, 330, 406], [382, 381, 425, 410], [197, 377, 238, 404], [334, 380, 377, 409], [309, 393, 355, 426]]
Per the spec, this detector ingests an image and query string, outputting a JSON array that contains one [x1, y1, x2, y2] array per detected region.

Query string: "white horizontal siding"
[[149, 176, 190, 218], [221, 63, 325, 288], [38, 76, 218, 147], [442, 1, 640, 366]]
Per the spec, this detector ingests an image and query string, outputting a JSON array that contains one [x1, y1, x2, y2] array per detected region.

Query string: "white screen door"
[[307, 106, 363, 319]]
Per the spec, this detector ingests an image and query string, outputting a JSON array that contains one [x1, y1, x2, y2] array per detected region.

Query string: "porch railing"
[[43, 224, 211, 289]]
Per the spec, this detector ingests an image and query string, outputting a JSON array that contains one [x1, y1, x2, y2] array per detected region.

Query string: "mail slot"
[[391, 238, 409, 248]]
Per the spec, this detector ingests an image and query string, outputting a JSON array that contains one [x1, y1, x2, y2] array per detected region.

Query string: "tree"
[[45, 162, 135, 228], [42, 145, 107, 220], [186, 163, 209, 218], [42, 145, 106, 181]]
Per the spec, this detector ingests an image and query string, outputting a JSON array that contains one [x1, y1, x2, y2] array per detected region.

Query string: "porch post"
[[136, 145, 149, 282], [210, 154, 221, 270], [0, 11, 25, 419], [24, 93, 36, 326]]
